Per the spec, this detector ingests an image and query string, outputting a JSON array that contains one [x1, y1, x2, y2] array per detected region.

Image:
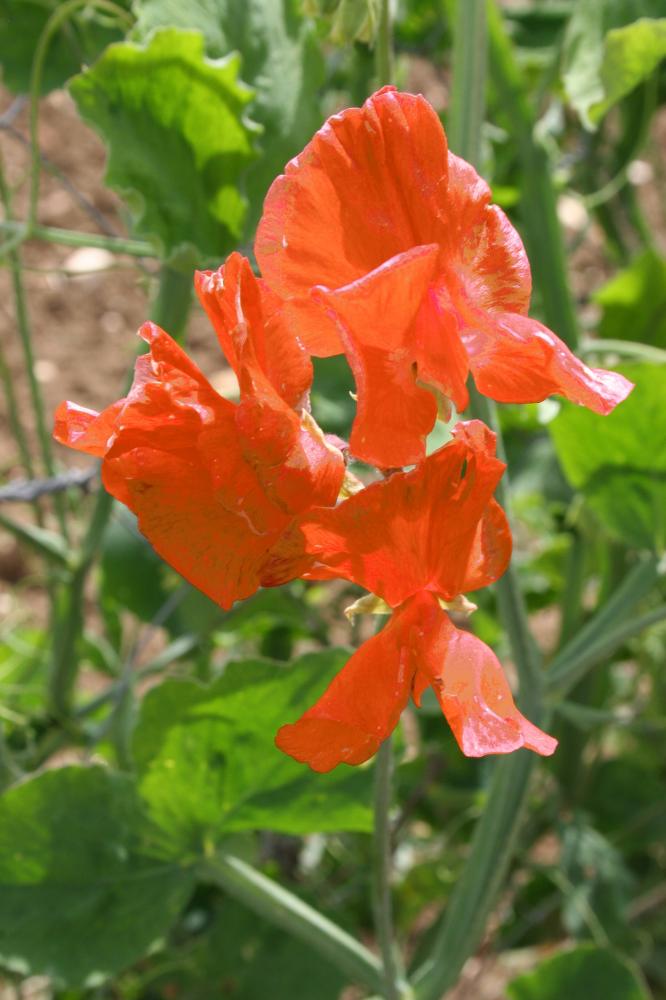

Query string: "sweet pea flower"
[[276, 421, 557, 771], [256, 86, 633, 467], [54, 253, 344, 609]]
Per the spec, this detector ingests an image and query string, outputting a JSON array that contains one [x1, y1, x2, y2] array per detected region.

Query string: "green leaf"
[[132, 0, 324, 234], [595, 250, 666, 349], [0, 0, 130, 95], [68, 28, 259, 262], [507, 945, 649, 1000], [562, 0, 666, 128], [132, 650, 373, 853], [549, 364, 666, 550], [0, 767, 195, 987]]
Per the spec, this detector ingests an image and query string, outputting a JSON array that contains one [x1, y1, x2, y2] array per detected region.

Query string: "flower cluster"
[[54, 88, 632, 771]]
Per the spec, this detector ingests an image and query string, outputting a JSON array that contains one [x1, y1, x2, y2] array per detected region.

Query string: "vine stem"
[[372, 737, 406, 1000], [0, 221, 156, 258], [199, 853, 386, 995], [0, 149, 68, 537], [376, 0, 395, 87]]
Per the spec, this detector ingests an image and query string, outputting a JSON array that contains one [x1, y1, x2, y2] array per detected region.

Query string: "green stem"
[[373, 738, 404, 1000], [547, 556, 662, 696], [0, 151, 68, 538], [0, 221, 156, 258], [0, 328, 35, 482], [412, 750, 535, 1000], [447, 0, 487, 167], [486, 0, 579, 349], [549, 604, 666, 700], [557, 530, 587, 648], [47, 485, 115, 718], [149, 265, 193, 337], [200, 853, 386, 995], [28, 0, 134, 230], [376, 0, 394, 86]]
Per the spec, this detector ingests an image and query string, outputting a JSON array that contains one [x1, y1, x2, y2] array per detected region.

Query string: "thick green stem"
[[200, 853, 386, 995], [447, 0, 487, 167], [149, 265, 193, 338], [412, 750, 534, 1000], [0, 221, 156, 258], [376, 0, 394, 86], [486, 0, 579, 349], [373, 738, 405, 1000], [547, 556, 662, 697]]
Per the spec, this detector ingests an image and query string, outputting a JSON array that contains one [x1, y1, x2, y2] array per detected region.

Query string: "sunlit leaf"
[[562, 0, 666, 127], [132, 650, 373, 854], [132, 0, 324, 234], [69, 28, 259, 262], [595, 250, 666, 349]]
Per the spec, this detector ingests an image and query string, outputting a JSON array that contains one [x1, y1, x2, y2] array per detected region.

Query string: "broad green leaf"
[[0, 0, 130, 95], [595, 250, 666, 349], [132, 0, 324, 234], [0, 628, 47, 731], [549, 364, 666, 550], [507, 945, 649, 1000], [0, 767, 194, 987], [69, 28, 259, 262], [562, 0, 666, 127], [132, 650, 373, 853]]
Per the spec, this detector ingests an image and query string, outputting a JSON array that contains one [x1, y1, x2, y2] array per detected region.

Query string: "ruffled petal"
[[409, 592, 557, 757], [436, 153, 531, 321], [465, 312, 635, 413], [53, 400, 125, 457], [298, 419, 507, 606], [256, 86, 449, 355], [195, 252, 313, 410], [276, 600, 419, 772], [54, 321, 338, 609], [313, 245, 440, 466]]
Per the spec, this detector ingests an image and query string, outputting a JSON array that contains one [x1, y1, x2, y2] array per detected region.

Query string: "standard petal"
[[465, 312, 635, 413], [275, 601, 419, 772], [298, 420, 507, 606], [410, 593, 557, 757], [256, 86, 449, 308]]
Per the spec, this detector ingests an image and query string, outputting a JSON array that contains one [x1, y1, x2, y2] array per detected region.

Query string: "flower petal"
[[463, 498, 512, 592], [195, 252, 313, 410], [465, 312, 635, 413], [276, 601, 419, 772], [256, 86, 449, 353], [410, 593, 557, 757], [53, 400, 125, 457], [313, 245, 440, 466], [299, 419, 507, 606]]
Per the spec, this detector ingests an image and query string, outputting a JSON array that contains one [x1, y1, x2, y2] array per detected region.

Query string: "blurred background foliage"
[[0, 0, 665, 997]]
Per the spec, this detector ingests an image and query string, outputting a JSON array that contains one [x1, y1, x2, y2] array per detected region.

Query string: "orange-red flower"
[[54, 253, 344, 609], [256, 86, 633, 467], [276, 421, 557, 771]]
